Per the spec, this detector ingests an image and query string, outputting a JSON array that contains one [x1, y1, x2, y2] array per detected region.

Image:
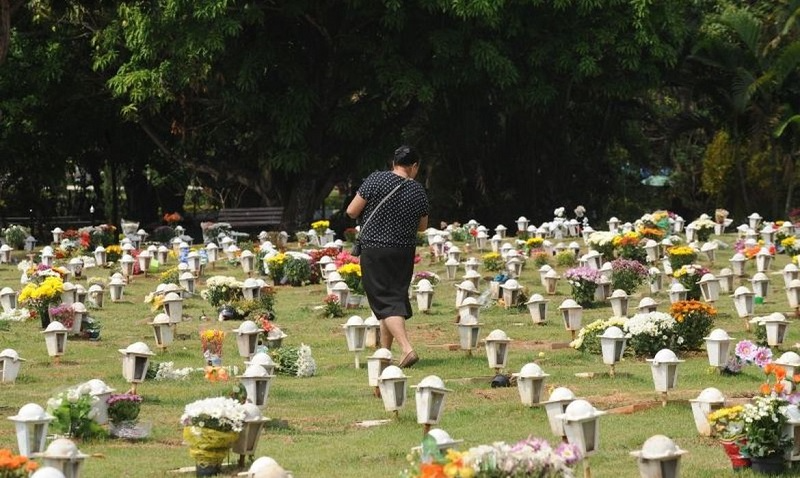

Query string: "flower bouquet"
[[401, 434, 581, 478], [200, 276, 243, 307], [482, 252, 504, 272], [708, 405, 750, 470], [48, 303, 75, 331], [200, 329, 225, 364], [689, 217, 716, 241], [18, 275, 64, 328], [0, 448, 38, 477], [412, 271, 441, 287], [311, 219, 329, 237], [524, 237, 545, 255], [107, 393, 148, 439], [673, 264, 710, 300], [181, 397, 248, 474], [587, 231, 617, 261], [609, 258, 649, 294], [612, 231, 646, 263], [666, 246, 697, 270], [322, 294, 344, 318], [570, 316, 628, 354], [271, 344, 316, 377], [46, 385, 107, 440], [669, 300, 715, 351], [724, 340, 773, 374], [564, 266, 603, 307], [338, 262, 364, 295], [623, 311, 677, 357]]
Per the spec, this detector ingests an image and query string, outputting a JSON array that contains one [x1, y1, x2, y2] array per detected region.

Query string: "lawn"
[[1, 230, 800, 477]]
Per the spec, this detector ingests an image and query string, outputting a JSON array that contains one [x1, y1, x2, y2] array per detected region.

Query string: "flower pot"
[[720, 439, 751, 470], [750, 454, 785, 475]]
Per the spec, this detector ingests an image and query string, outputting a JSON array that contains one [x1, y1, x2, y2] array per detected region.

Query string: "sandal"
[[399, 350, 419, 368]]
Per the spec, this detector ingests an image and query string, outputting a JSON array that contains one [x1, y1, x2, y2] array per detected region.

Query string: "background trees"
[[1, 0, 798, 232]]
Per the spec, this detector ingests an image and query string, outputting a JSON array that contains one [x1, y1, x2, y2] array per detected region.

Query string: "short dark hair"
[[393, 145, 418, 166]]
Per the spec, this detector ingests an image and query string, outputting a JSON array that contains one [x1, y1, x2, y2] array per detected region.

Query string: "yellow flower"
[[338, 263, 361, 277], [267, 253, 286, 265]]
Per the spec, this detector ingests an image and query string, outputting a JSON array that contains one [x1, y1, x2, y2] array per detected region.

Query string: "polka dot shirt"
[[357, 171, 429, 248]]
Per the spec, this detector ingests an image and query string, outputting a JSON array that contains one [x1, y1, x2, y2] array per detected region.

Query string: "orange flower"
[[793, 373, 800, 383], [420, 463, 447, 478], [775, 366, 787, 382], [764, 363, 776, 375], [775, 382, 786, 395], [760, 383, 772, 395]]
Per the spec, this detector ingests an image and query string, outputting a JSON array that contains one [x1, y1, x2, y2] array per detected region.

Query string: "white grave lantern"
[[162, 292, 183, 324], [205, 242, 218, 266], [788, 279, 800, 310], [558, 299, 583, 339], [0, 244, 12, 263], [672, 216, 685, 233], [495, 224, 507, 239], [463, 257, 480, 275], [264, 325, 287, 350], [557, 399, 606, 457], [76, 285, 88, 307], [331, 281, 350, 307], [701, 242, 717, 263], [538, 264, 553, 287], [363, 315, 381, 349], [698, 273, 720, 303], [690, 388, 726, 437], [240, 279, 261, 302], [703, 328, 733, 368], [42, 321, 68, 362], [431, 234, 445, 258], [136, 228, 148, 244], [87, 284, 104, 308], [543, 269, 560, 295], [85, 379, 115, 426], [8, 403, 54, 456], [784, 264, 800, 288], [661, 257, 673, 276], [155, 245, 169, 266], [413, 375, 451, 428], [325, 272, 343, 295], [225, 244, 240, 261], [446, 245, 461, 264], [232, 403, 269, 464], [644, 240, 660, 263], [69, 302, 86, 335], [647, 348, 684, 405], [630, 435, 688, 478], [457, 299, 481, 355], [717, 268, 734, 293], [0, 287, 17, 312], [240, 250, 255, 276], [484, 329, 511, 371], [108, 276, 125, 302], [512, 363, 549, 407], [342, 315, 367, 368], [0, 348, 25, 383], [500, 279, 522, 308], [608, 289, 629, 318], [61, 282, 77, 305], [489, 234, 502, 254], [137, 250, 152, 277], [748, 212, 763, 230], [667, 283, 688, 304], [637, 297, 659, 314], [454, 280, 477, 307], [237, 364, 274, 409], [475, 230, 488, 251], [784, 406, 800, 463], [245, 352, 276, 376], [599, 262, 613, 282], [762, 312, 790, 347], [581, 226, 595, 244], [415, 279, 434, 313], [36, 438, 88, 478], [649, 267, 663, 294], [367, 348, 393, 396], [41, 249, 54, 268], [67, 258, 84, 279], [751, 272, 770, 298], [149, 313, 173, 350], [317, 255, 333, 279], [24, 236, 37, 252], [462, 269, 481, 290], [235, 457, 290, 478], [506, 255, 523, 278], [543, 387, 578, 439], [119, 253, 135, 279], [177, 272, 194, 297], [684, 224, 696, 243], [186, 251, 202, 276], [729, 253, 747, 277], [444, 258, 459, 280], [599, 326, 627, 376], [378, 365, 408, 413], [607, 217, 620, 233], [755, 247, 773, 273], [515, 216, 529, 233], [234, 321, 261, 359], [774, 351, 800, 378], [660, 238, 674, 258], [119, 342, 155, 391], [568, 241, 581, 256], [525, 293, 548, 325], [732, 286, 755, 319], [415, 429, 463, 454], [584, 250, 602, 270]]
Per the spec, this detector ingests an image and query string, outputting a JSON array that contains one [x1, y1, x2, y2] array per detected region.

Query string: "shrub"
[[284, 256, 311, 286], [529, 249, 550, 267], [482, 252, 504, 272], [570, 316, 628, 354], [564, 267, 602, 307], [3, 224, 29, 250], [555, 250, 577, 267], [669, 300, 716, 351], [624, 311, 677, 357], [610, 258, 649, 294]]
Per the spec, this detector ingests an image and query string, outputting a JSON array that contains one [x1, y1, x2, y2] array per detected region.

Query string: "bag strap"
[[359, 178, 409, 236]]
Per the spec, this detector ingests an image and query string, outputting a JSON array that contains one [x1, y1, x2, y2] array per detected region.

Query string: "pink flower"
[[735, 340, 756, 361], [753, 347, 773, 368]]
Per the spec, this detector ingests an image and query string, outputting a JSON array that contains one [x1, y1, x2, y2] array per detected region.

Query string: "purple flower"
[[753, 347, 773, 368], [735, 340, 757, 361], [555, 442, 582, 465], [564, 266, 602, 284]]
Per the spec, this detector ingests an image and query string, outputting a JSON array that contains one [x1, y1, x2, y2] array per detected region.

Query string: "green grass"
[[2, 235, 800, 477]]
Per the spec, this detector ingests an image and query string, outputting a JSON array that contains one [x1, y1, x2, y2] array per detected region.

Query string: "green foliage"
[[283, 256, 311, 287], [2, 225, 29, 249], [47, 390, 107, 440], [554, 250, 578, 267]]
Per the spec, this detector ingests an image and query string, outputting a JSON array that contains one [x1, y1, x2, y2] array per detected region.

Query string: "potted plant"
[[181, 397, 248, 476], [708, 405, 750, 470], [740, 364, 795, 474], [107, 393, 148, 439]]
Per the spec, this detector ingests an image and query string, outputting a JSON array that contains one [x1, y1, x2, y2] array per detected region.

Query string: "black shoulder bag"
[[351, 179, 408, 256]]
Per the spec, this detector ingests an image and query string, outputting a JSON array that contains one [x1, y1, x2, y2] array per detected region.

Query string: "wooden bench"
[[217, 207, 284, 230], [2, 215, 91, 230]]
